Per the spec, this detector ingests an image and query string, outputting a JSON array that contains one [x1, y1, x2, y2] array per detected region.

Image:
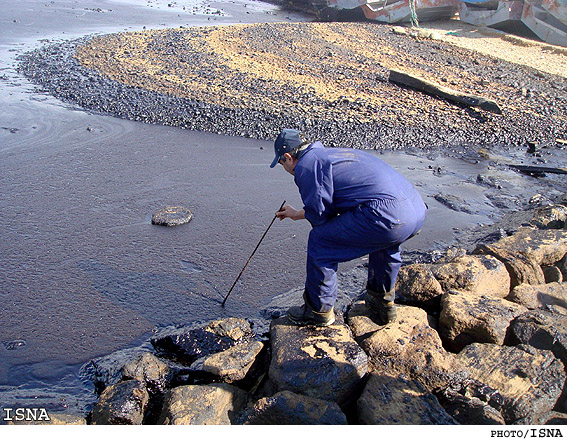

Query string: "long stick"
[[389, 69, 502, 114], [221, 200, 286, 307]]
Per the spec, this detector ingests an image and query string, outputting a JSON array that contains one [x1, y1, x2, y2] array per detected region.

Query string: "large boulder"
[[507, 283, 567, 314], [436, 384, 505, 425], [508, 310, 567, 364], [191, 341, 264, 383], [84, 347, 151, 394], [121, 352, 170, 396], [545, 412, 567, 425], [456, 343, 566, 424], [531, 204, 567, 230], [357, 373, 458, 424], [431, 255, 510, 298], [151, 318, 254, 365], [91, 380, 150, 425], [158, 384, 247, 425], [473, 246, 545, 288], [474, 228, 567, 288], [347, 302, 468, 391], [496, 228, 567, 265], [395, 264, 443, 306], [508, 310, 567, 412], [240, 390, 347, 425], [268, 317, 368, 405], [439, 290, 528, 351]]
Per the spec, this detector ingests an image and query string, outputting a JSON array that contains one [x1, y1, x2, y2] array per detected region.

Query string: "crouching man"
[[271, 129, 427, 327]]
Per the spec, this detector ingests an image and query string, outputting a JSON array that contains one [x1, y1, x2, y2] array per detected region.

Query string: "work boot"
[[365, 288, 397, 325], [287, 301, 335, 327]]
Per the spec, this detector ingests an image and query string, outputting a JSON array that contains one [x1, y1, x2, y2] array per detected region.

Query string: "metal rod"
[[221, 200, 286, 307]]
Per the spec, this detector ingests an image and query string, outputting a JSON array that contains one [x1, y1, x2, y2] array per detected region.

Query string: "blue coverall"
[[294, 142, 427, 313]]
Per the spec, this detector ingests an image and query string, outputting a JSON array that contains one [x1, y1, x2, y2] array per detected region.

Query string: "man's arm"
[[296, 162, 334, 227], [276, 205, 305, 221]]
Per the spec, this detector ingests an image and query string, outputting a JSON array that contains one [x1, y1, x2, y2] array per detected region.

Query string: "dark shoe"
[[287, 303, 335, 327], [365, 290, 397, 325]]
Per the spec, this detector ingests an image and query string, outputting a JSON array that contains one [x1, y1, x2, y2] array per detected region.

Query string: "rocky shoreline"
[[9, 18, 567, 426], [16, 21, 567, 153], [12, 198, 567, 425]]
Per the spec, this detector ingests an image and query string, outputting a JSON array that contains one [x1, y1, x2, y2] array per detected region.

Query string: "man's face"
[[279, 153, 295, 175]]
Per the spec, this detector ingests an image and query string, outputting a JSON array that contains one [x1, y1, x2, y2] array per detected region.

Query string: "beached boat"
[[286, 0, 566, 46], [458, 0, 567, 47]]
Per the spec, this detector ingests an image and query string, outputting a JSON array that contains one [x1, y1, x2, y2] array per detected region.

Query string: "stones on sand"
[[17, 24, 567, 152]]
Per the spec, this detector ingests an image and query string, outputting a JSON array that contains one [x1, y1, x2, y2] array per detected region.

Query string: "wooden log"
[[509, 164, 567, 176], [389, 69, 502, 114]]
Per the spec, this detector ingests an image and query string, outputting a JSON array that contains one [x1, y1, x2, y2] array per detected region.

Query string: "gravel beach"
[[18, 20, 567, 153]]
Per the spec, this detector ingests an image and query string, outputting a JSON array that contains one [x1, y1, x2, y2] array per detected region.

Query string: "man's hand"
[[276, 205, 305, 221]]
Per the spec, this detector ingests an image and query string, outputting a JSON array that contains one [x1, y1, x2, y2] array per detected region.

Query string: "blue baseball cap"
[[270, 129, 303, 168]]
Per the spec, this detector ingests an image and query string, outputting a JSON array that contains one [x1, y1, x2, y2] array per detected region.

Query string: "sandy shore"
[[418, 20, 567, 78]]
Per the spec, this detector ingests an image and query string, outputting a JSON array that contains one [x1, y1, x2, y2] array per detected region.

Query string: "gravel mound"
[[17, 22, 567, 153]]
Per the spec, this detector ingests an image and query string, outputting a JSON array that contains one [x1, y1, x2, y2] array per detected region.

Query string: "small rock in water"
[[2, 339, 26, 350], [152, 206, 193, 226], [528, 194, 550, 207]]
